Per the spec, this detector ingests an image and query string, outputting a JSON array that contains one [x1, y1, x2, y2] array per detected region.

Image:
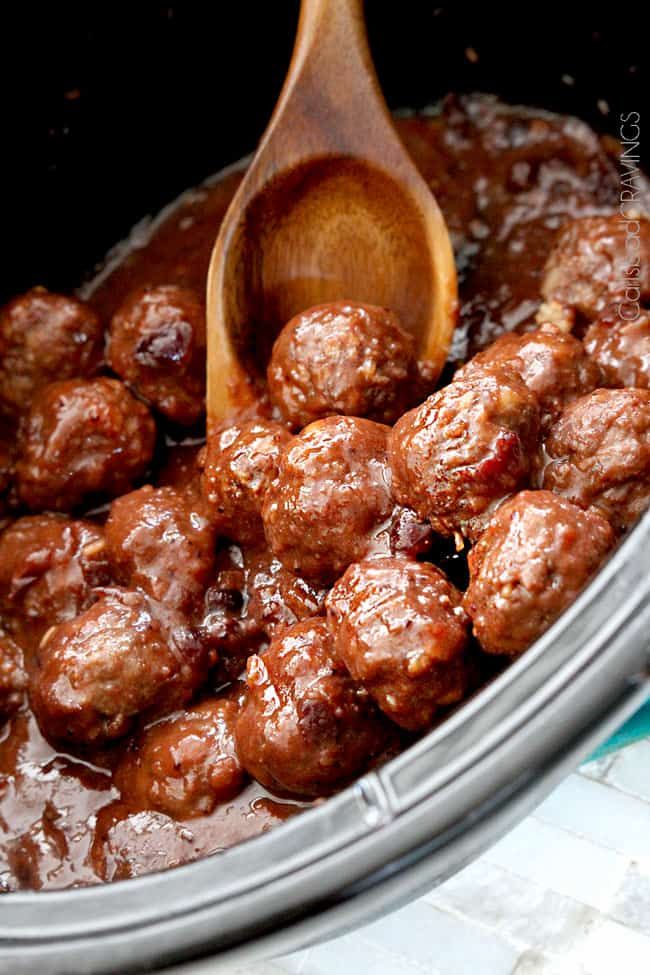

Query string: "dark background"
[[1, 2, 646, 302]]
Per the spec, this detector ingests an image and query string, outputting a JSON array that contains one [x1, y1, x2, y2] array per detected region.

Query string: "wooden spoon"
[[206, 0, 457, 424]]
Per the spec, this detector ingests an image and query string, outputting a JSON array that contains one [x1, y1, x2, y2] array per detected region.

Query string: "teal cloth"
[[591, 699, 650, 760]]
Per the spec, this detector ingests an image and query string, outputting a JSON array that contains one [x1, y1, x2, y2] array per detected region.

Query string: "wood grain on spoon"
[[207, 0, 457, 424]]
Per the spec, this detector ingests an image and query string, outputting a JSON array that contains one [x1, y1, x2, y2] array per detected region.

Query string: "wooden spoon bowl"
[[207, 0, 457, 423]]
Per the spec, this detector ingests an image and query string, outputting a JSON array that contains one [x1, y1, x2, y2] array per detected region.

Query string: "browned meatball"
[[0, 514, 111, 650], [541, 215, 650, 324], [108, 285, 206, 425], [389, 370, 540, 541], [584, 311, 650, 389], [235, 618, 388, 797], [267, 301, 419, 428], [0, 629, 27, 718], [15, 377, 156, 512], [541, 388, 650, 532], [105, 485, 216, 615], [0, 288, 103, 417], [262, 416, 394, 582], [202, 419, 291, 546], [29, 588, 210, 745], [114, 698, 246, 818], [326, 557, 469, 731], [456, 323, 601, 427], [463, 491, 614, 656]]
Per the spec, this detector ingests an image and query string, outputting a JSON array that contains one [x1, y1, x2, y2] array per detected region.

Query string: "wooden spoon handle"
[[265, 0, 393, 163]]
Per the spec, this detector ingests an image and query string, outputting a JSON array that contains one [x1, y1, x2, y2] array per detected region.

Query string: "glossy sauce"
[[0, 93, 634, 891]]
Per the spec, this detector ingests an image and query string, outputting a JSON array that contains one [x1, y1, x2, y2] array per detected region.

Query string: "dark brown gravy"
[[0, 93, 636, 892]]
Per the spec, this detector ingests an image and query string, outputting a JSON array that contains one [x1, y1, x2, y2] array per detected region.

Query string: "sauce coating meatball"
[[0, 288, 103, 417], [0, 630, 26, 719], [389, 370, 540, 541], [463, 491, 614, 656], [15, 377, 156, 512], [456, 323, 600, 427], [0, 514, 111, 650], [29, 588, 209, 745], [541, 388, 650, 532], [235, 618, 388, 797], [584, 311, 650, 389], [114, 698, 246, 818], [105, 485, 216, 615], [202, 419, 291, 546], [199, 545, 327, 681], [92, 808, 203, 883], [326, 557, 469, 731], [108, 285, 206, 425], [262, 416, 394, 582], [541, 215, 650, 325], [267, 301, 419, 427]]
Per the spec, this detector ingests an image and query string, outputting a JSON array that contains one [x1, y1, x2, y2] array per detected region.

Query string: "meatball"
[[202, 419, 291, 546], [584, 311, 650, 389], [0, 288, 103, 417], [456, 323, 601, 427], [115, 698, 246, 818], [326, 558, 469, 731], [389, 370, 540, 541], [541, 388, 650, 532], [15, 377, 156, 512], [262, 416, 394, 582], [267, 301, 419, 428], [541, 215, 650, 324], [463, 491, 614, 656], [0, 630, 27, 719], [235, 618, 387, 797], [105, 485, 216, 615], [29, 588, 210, 745], [0, 514, 111, 650], [108, 284, 206, 425]]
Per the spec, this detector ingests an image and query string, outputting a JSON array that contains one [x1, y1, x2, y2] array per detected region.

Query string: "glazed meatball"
[[389, 370, 540, 541], [108, 285, 206, 425], [0, 288, 103, 417], [235, 618, 387, 797], [327, 558, 469, 731], [15, 377, 156, 512], [114, 698, 246, 818], [0, 630, 27, 719], [541, 388, 650, 532], [584, 311, 650, 389], [267, 301, 419, 427], [0, 514, 111, 650], [463, 491, 614, 656], [456, 323, 601, 427], [202, 419, 291, 546], [541, 215, 650, 324], [29, 588, 209, 745], [105, 485, 216, 615], [262, 416, 394, 582]]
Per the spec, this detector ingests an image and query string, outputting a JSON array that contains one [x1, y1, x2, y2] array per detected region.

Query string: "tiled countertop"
[[241, 739, 650, 975]]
